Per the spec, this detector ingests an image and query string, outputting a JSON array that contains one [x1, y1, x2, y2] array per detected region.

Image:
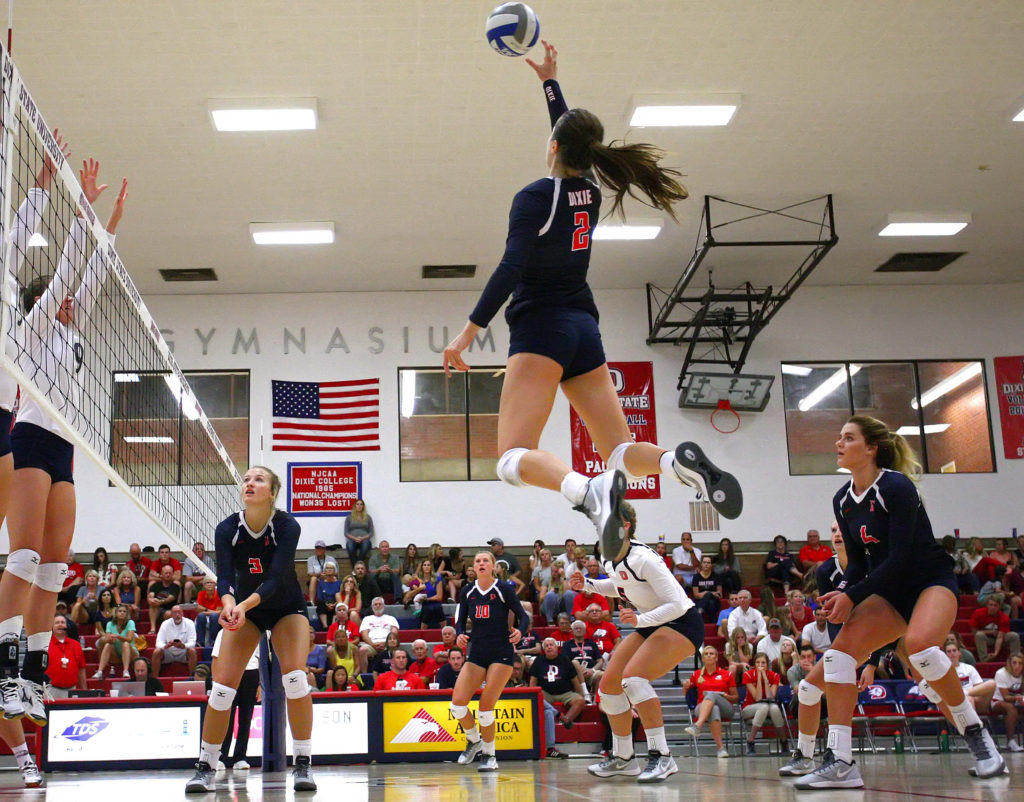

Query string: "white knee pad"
[[496, 447, 528, 487], [4, 549, 40, 584], [34, 562, 68, 593], [798, 678, 824, 706], [599, 691, 631, 716], [909, 645, 952, 683], [450, 702, 469, 720], [606, 442, 643, 482], [477, 709, 495, 728], [208, 682, 237, 711], [282, 669, 310, 699], [916, 679, 943, 704], [621, 675, 657, 706], [823, 649, 858, 686]]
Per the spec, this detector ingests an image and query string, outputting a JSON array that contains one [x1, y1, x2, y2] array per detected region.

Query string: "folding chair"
[[856, 681, 913, 753]]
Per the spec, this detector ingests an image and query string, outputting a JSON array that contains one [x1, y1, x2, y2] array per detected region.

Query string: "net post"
[[259, 633, 287, 772]]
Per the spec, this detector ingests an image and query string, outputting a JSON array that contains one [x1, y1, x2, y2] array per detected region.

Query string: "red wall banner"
[[570, 361, 660, 500], [287, 462, 362, 516], [994, 356, 1024, 460]]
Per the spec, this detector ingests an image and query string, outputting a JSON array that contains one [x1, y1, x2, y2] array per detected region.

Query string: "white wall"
[[3, 281, 1021, 557]]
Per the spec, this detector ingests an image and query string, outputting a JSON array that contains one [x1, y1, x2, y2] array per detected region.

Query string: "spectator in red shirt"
[[195, 577, 223, 648], [432, 626, 458, 657], [326, 604, 362, 645], [654, 541, 673, 571], [58, 549, 85, 605], [46, 615, 87, 698], [797, 529, 833, 573], [409, 639, 438, 685], [571, 586, 610, 621], [682, 645, 738, 757], [551, 613, 574, 644], [741, 653, 786, 754], [374, 649, 426, 691], [971, 595, 1022, 661], [584, 605, 622, 655], [147, 544, 183, 583]]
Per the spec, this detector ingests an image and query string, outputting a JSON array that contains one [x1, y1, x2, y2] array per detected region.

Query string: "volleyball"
[[485, 3, 540, 57]]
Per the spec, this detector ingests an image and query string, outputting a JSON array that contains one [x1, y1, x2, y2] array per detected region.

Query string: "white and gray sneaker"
[[963, 724, 1007, 779], [478, 754, 499, 772], [457, 739, 483, 765], [20, 758, 43, 788], [20, 678, 47, 726], [672, 442, 742, 520], [1, 677, 24, 719], [185, 761, 217, 793], [574, 469, 627, 558], [293, 755, 317, 791], [793, 751, 863, 790], [588, 754, 641, 778], [638, 751, 678, 783], [779, 748, 817, 776]]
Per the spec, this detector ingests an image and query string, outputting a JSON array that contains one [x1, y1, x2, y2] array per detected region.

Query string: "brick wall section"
[[399, 414, 498, 459]]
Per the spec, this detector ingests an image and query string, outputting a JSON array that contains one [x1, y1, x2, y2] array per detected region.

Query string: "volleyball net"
[[0, 42, 241, 569]]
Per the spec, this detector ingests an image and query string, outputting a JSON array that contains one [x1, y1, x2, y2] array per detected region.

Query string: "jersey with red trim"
[[214, 509, 304, 610], [454, 580, 530, 643], [585, 541, 694, 628]]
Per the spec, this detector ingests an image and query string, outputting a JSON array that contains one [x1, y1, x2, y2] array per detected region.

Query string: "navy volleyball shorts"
[[876, 568, 959, 623], [11, 421, 74, 484], [466, 639, 516, 669], [508, 307, 606, 381], [635, 607, 705, 650], [0, 409, 12, 458], [246, 598, 309, 633]]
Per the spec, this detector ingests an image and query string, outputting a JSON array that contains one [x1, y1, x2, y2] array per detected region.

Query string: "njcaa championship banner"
[[570, 361, 660, 500], [286, 461, 362, 516], [383, 697, 535, 754], [994, 356, 1024, 459]]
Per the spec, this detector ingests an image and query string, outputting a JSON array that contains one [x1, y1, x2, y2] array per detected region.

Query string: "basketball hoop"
[[711, 399, 740, 434]]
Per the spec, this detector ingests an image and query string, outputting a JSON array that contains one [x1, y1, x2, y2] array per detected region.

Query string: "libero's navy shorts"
[[508, 307, 605, 381], [12, 421, 73, 484], [466, 638, 515, 669], [0, 409, 12, 458], [876, 567, 959, 623]]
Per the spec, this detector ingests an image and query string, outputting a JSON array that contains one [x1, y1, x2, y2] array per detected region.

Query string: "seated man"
[[800, 607, 833, 656], [58, 549, 85, 606], [368, 540, 402, 599], [147, 544, 183, 584], [358, 596, 399, 669], [788, 644, 818, 689], [182, 542, 215, 604], [529, 637, 587, 729], [717, 592, 739, 639], [434, 646, 464, 690], [727, 590, 768, 646], [797, 529, 833, 574], [147, 564, 182, 631], [755, 618, 797, 670], [551, 613, 574, 644], [408, 639, 438, 686], [571, 585, 610, 622], [562, 620, 603, 692], [194, 577, 223, 648], [971, 594, 1022, 662], [433, 625, 458, 657], [373, 648, 425, 691], [353, 562, 382, 618], [306, 539, 339, 603], [584, 604, 622, 657], [152, 605, 197, 677]]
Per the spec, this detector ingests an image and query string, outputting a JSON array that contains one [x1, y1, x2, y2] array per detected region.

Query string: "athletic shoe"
[[683, 724, 700, 737], [457, 738, 483, 765], [963, 724, 1006, 779], [234, 759, 250, 770], [716, 747, 730, 758], [478, 754, 499, 772], [778, 748, 817, 776], [588, 755, 641, 778], [216, 761, 226, 772], [185, 761, 217, 793], [793, 755, 863, 790], [91, 670, 104, 680], [20, 759, 43, 788], [746, 741, 757, 755], [1008, 739, 1024, 753], [637, 751, 678, 783], [20, 678, 46, 726], [1, 677, 24, 719], [546, 747, 567, 759], [672, 442, 742, 520], [293, 756, 317, 791], [574, 470, 627, 557]]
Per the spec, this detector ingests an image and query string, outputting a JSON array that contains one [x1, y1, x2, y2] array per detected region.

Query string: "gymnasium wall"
[[2, 281, 1021, 556]]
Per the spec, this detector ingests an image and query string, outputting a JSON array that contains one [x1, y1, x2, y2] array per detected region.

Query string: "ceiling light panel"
[[208, 98, 318, 131], [879, 212, 971, 237], [250, 222, 335, 246], [628, 93, 740, 127]]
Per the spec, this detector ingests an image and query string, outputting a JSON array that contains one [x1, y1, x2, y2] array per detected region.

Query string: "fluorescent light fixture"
[[894, 424, 951, 436], [879, 212, 970, 237], [798, 365, 861, 412], [250, 221, 334, 246], [124, 436, 174, 444], [208, 98, 317, 132], [400, 371, 416, 418], [27, 232, 47, 247], [628, 93, 740, 127], [1013, 106, 1024, 122], [781, 364, 813, 376], [114, 373, 141, 383], [911, 362, 982, 409], [592, 224, 662, 241]]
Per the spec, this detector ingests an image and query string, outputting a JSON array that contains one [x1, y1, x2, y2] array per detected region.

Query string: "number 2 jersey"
[[585, 541, 694, 629], [214, 509, 305, 611], [833, 468, 954, 605]]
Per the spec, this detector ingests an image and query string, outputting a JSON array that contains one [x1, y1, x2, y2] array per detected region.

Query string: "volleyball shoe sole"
[[673, 442, 742, 519]]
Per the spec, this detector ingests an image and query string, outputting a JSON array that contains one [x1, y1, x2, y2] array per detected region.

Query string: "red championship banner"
[[287, 461, 362, 516], [570, 361, 660, 500], [994, 356, 1024, 459]]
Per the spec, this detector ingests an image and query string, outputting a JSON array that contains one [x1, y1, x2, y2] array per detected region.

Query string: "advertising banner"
[[382, 697, 535, 754], [287, 461, 362, 516], [994, 356, 1024, 459]]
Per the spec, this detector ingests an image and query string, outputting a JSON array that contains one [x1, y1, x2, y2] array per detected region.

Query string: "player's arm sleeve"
[[583, 575, 618, 598], [454, 585, 470, 637], [214, 520, 236, 599], [844, 479, 920, 606], [833, 492, 868, 593], [505, 581, 531, 637], [543, 79, 569, 128], [866, 648, 884, 668], [815, 561, 834, 595], [26, 217, 86, 328], [467, 188, 546, 328], [250, 515, 301, 602], [8, 189, 49, 284], [72, 234, 114, 320], [634, 555, 690, 629]]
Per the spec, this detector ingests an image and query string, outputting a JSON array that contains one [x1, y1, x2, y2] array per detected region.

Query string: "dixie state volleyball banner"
[[994, 356, 1024, 459], [570, 362, 660, 500]]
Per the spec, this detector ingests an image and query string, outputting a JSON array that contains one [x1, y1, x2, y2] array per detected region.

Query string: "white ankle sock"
[[12, 742, 31, 770], [948, 699, 982, 734], [645, 726, 669, 756], [482, 739, 495, 756], [798, 732, 816, 757], [26, 632, 50, 652], [293, 738, 312, 758], [660, 451, 686, 485], [560, 471, 590, 506], [199, 741, 221, 768], [464, 725, 480, 743], [613, 732, 634, 759], [826, 724, 853, 764], [0, 617, 22, 642]]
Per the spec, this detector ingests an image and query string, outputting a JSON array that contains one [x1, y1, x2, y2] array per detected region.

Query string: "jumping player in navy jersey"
[[186, 467, 316, 794], [792, 416, 1006, 789], [451, 551, 530, 772], [568, 502, 703, 783], [443, 41, 741, 563]]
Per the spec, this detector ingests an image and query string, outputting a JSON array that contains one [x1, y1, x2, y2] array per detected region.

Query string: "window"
[[398, 367, 504, 481], [781, 360, 993, 475]]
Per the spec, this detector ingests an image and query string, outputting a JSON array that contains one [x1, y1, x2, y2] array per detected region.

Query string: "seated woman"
[[757, 585, 782, 620], [305, 625, 328, 690], [71, 570, 103, 625], [93, 603, 139, 679], [683, 645, 738, 758], [776, 638, 797, 681], [990, 653, 1024, 752], [326, 628, 359, 678], [446, 548, 466, 602], [400, 544, 420, 592], [725, 627, 754, 684], [942, 535, 979, 594], [414, 559, 448, 630], [403, 560, 432, 608], [339, 574, 362, 618], [990, 537, 1018, 570], [712, 537, 743, 595], [495, 560, 533, 617], [763, 535, 803, 592], [781, 589, 812, 639], [691, 556, 723, 622], [371, 631, 402, 678], [93, 589, 117, 629], [314, 564, 342, 628], [945, 632, 977, 666], [326, 665, 354, 691], [947, 641, 996, 714], [112, 570, 140, 620], [742, 653, 787, 754], [539, 561, 573, 624]]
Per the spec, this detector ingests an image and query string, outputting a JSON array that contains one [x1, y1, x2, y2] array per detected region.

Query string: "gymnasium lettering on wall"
[[155, 326, 497, 356]]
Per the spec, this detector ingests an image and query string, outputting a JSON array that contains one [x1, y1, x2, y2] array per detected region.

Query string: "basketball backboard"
[[678, 372, 774, 411]]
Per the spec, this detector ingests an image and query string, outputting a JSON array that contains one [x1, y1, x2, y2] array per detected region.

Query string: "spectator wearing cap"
[[756, 618, 797, 670], [306, 540, 339, 604], [47, 615, 86, 698], [800, 607, 833, 656], [726, 590, 768, 646], [53, 601, 79, 642], [487, 538, 523, 582]]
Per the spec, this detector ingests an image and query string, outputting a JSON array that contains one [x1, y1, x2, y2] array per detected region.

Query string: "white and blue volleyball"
[[485, 3, 540, 57]]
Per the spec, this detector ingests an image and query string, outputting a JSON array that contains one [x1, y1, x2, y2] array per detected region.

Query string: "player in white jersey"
[[569, 502, 705, 783]]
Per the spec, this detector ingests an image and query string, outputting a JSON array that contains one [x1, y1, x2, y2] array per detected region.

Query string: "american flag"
[[271, 378, 380, 451]]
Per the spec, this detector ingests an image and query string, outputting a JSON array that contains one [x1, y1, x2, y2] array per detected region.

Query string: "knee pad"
[[4, 549, 40, 584], [599, 691, 631, 716], [607, 442, 643, 482], [621, 675, 657, 706], [823, 649, 858, 686], [798, 678, 824, 706], [282, 669, 310, 699], [496, 447, 528, 487], [477, 709, 495, 728], [34, 562, 68, 593], [208, 682, 237, 711], [908, 645, 952, 683], [450, 702, 469, 720], [916, 679, 943, 704]]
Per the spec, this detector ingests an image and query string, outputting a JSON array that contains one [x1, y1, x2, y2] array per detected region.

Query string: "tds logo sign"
[[60, 716, 109, 742]]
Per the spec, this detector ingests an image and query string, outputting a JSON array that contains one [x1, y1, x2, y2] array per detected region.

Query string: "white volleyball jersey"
[[584, 540, 694, 629]]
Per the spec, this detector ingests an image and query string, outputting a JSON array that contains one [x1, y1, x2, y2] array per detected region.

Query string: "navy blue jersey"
[[833, 469, 952, 606], [214, 509, 304, 610], [469, 80, 601, 329], [454, 580, 530, 642]]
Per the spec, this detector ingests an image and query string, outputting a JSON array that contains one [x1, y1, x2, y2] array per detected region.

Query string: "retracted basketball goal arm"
[[646, 194, 838, 387]]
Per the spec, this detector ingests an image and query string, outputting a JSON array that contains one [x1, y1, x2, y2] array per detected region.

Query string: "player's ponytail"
[[848, 415, 923, 483]]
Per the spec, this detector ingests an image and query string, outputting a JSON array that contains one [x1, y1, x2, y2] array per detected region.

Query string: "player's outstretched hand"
[[857, 663, 876, 691], [568, 572, 584, 592], [525, 40, 557, 82], [79, 158, 108, 206], [36, 128, 71, 191], [106, 177, 128, 235], [443, 321, 481, 377]]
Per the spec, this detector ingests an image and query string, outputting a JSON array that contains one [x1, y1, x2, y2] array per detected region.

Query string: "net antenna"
[[0, 42, 241, 575]]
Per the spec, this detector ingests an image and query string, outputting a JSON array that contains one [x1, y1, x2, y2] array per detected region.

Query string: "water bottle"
[[893, 730, 903, 754], [939, 729, 950, 753]]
